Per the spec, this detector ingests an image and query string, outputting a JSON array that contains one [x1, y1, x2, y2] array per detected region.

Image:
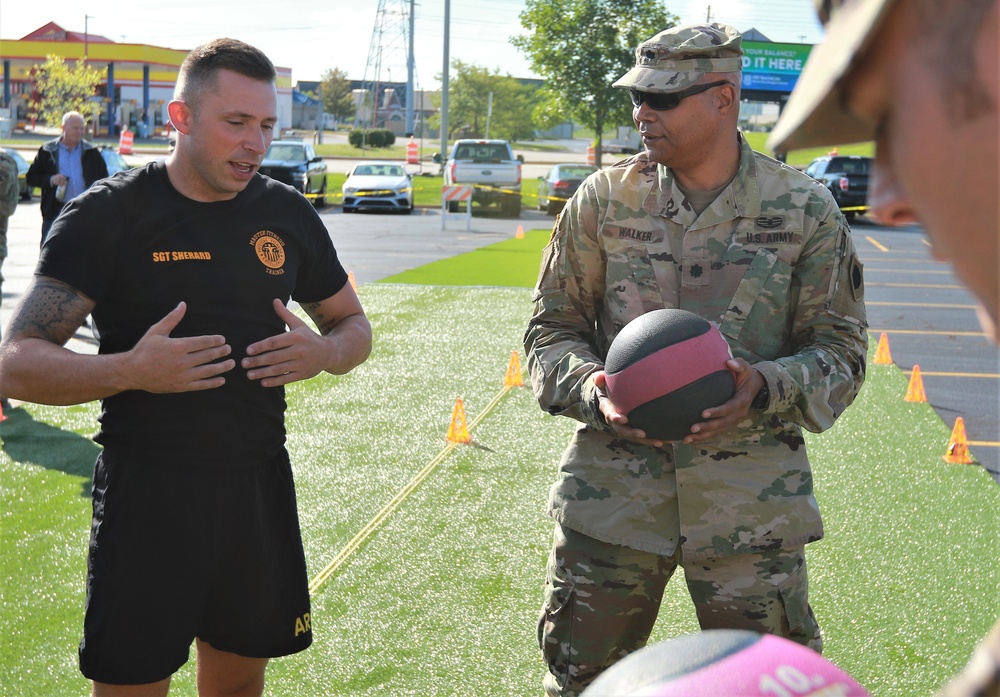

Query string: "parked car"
[[341, 161, 414, 214], [99, 146, 132, 176], [537, 163, 598, 215], [259, 140, 327, 207], [804, 155, 872, 221], [6, 149, 30, 200]]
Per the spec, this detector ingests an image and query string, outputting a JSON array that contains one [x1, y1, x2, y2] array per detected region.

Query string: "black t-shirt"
[[38, 161, 348, 467]]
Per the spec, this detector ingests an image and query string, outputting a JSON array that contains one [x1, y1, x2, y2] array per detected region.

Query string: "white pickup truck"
[[603, 126, 642, 155], [438, 139, 523, 217]]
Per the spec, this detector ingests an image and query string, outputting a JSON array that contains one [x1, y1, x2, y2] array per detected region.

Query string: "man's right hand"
[[593, 371, 667, 448], [120, 302, 234, 393]]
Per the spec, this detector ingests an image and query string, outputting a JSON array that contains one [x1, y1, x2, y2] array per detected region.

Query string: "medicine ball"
[[580, 629, 870, 696], [604, 309, 735, 441]]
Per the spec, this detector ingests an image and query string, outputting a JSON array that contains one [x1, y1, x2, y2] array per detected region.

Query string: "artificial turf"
[[1, 235, 998, 696]]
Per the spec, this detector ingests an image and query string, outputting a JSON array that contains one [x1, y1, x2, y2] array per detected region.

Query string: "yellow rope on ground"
[[308, 384, 515, 595]]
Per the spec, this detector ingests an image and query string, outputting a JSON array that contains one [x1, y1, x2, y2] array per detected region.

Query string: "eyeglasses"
[[628, 81, 732, 111]]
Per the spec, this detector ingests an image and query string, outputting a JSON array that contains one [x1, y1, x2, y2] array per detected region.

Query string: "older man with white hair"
[[26, 110, 108, 245]]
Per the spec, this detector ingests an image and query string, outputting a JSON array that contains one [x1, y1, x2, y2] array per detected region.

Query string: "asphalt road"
[[3, 195, 997, 481]]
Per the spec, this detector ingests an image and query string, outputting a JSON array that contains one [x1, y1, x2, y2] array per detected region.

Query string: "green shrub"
[[348, 128, 397, 148]]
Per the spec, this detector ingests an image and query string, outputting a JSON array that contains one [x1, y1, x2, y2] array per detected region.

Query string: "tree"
[[513, 0, 676, 166], [437, 60, 538, 141], [487, 76, 537, 142], [320, 68, 356, 126], [29, 55, 103, 129]]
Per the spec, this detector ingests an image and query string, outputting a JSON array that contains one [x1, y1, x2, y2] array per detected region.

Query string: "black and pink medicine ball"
[[580, 629, 870, 696], [604, 309, 736, 441]]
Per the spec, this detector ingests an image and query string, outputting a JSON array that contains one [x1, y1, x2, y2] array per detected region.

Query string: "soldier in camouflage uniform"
[[771, 2, 998, 696], [524, 23, 868, 696]]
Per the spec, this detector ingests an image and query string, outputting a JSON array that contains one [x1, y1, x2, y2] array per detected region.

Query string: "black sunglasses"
[[628, 80, 732, 111]]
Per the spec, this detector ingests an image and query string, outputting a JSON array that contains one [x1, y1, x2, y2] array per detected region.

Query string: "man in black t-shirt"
[[0, 39, 372, 697]]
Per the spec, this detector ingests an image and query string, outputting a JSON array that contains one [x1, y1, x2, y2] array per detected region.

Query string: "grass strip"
[[379, 228, 552, 287]]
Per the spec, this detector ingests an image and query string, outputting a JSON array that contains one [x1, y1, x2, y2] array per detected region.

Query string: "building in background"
[[0, 22, 295, 138]]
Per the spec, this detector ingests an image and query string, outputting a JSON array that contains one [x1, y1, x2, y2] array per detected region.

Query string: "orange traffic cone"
[[504, 350, 524, 387], [904, 365, 927, 403], [515, 224, 525, 239], [348, 271, 357, 291], [874, 332, 893, 365], [943, 417, 974, 464], [446, 397, 471, 444]]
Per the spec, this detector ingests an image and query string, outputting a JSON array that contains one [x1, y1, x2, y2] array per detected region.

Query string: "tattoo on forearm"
[[302, 301, 338, 335], [7, 278, 92, 345]]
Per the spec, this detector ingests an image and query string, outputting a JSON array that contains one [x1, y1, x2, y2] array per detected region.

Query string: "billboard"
[[740, 41, 813, 93]]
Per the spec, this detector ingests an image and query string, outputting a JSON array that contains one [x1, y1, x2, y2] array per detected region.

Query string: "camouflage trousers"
[[538, 523, 822, 697]]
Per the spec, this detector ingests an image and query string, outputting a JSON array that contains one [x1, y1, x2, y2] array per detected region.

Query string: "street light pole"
[[85, 15, 95, 57]]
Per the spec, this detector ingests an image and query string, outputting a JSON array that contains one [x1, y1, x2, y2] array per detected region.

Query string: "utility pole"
[[440, 0, 450, 161], [485, 92, 493, 140], [706, 5, 713, 22], [405, 0, 415, 134], [317, 81, 323, 144]]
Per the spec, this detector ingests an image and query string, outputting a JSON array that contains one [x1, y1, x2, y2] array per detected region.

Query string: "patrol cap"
[[768, 0, 896, 152], [613, 23, 744, 94]]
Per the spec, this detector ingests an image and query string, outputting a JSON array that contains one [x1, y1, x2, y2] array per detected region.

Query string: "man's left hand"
[[243, 299, 333, 387]]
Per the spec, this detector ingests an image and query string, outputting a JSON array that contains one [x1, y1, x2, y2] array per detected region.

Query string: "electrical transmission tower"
[[356, 0, 416, 134]]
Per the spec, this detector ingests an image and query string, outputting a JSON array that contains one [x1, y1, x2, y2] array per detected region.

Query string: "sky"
[[1, 0, 825, 87]]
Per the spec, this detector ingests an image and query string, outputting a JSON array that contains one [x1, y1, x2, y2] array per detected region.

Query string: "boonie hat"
[[613, 23, 744, 94], [768, 0, 897, 152]]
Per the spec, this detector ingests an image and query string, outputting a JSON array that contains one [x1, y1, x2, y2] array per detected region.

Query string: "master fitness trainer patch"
[[251, 230, 286, 275]]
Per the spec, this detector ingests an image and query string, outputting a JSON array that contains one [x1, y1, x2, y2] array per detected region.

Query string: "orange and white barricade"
[[119, 128, 134, 155], [441, 185, 473, 230]]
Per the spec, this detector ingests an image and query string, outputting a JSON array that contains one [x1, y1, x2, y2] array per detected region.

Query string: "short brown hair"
[[176, 38, 276, 106]]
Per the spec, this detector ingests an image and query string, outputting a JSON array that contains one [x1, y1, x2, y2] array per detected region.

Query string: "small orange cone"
[[504, 350, 524, 387], [904, 365, 927, 403], [445, 397, 471, 444], [348, 271, 358, 291], [515, 224, 525, 239], [874, 332, 893, 365], [943, 417, 974, 464]]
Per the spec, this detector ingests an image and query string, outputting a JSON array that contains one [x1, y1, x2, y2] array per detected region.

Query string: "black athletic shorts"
[[78, 448, 312, 685]]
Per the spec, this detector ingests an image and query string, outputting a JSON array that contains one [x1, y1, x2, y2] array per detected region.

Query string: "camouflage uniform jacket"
[[525, 135, 868, 561], [0, 149, 19, 258]]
